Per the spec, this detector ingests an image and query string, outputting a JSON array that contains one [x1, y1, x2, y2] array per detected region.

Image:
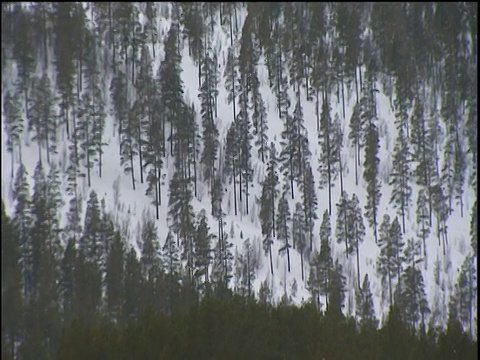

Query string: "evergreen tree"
[[450, 256, 477, 338], [318, 210, 334, 308], [307, 251, 322, 310], [59, 237, 76, 324], [162, 230, 181, 286], [363, 117, 381, 243], [258, 143, 279, 275], [53, 2, 77, 140], [336, 191, 353, 257], [327, 259, 346, 316], [377, 215, 405, 308], [301, 162, 318, 251], [292, 202, 307, 280], [470, 200, 477, 257], [390, 114, 413, 234], [168, 166, 196, 283], [157, 22, 184, 156], [139, 214, 161, 281], [349, 193, 366, 288], [348, 102, 362, 186], [199, 42, 220, 203], [416, 189, 431, 257], [124, 247, 142, 321], [276, 196, 292, 272], [237, 238, 257, 299], [224, 46, 238, 121], [28, 73, 57, 164], [12, 163, 32, 299], [80, 190, 103, 266], [210, 229, 233, 297], [194, 210, 214, 293], [105, 231, 124, 323], [3, 89, 25, 177], [431, 184, 450, 255], [356, 274, 378, 330], [1, 201, 24, 359], [318, 95, 342, 214], [223, 121, 239, 215], [251, 68, 269, 163]]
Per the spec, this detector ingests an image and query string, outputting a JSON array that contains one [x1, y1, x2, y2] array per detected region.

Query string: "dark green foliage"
[[3, 88, 25, 176], [194, 210, 214, 293], [258, 143, 279, 274], [276, 196, 291, 272], [1, 201, 24, 360], [356, 274, 378, 330]]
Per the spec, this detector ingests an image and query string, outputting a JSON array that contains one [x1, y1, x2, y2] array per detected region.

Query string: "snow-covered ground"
[[1, 3, 475, 330]]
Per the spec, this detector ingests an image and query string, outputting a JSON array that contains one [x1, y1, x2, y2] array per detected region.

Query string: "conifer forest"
[[1, 2, 478, 359]]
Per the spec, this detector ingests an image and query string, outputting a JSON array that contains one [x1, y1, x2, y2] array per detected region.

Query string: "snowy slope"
[[1, 3, 475, 329]]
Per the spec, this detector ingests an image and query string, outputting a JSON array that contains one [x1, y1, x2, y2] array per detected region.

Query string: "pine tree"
[[194, 210, 214, 293], [53, 2, 76, 140], [28, 73, 57, 164], [292, 202, 307, 280], [416, 189, 431, 257], [80, 190, 103, 266], [327, 259, 346, 316], [224, 46, 238, 121], [450, 256, 477, 338], [237, 239, 257, 299], [105, 231, 124, 323], [377, 215, 405, 308], [399, 238, 429, 330], [348, 102, 363, 186], [356, 274, 378, 330], [12, 163, 32, 299], [276, 196, 292, 272], [301, 162, 318, 251], [235, 86, 254, 215], [210, 228, 233, 297], [258, 143, 279, 275], [223, 121, 239, 215], [251, 68, 269, 163], [199, 42, 220, 198], [3, 89, 25, 177], [363, 118, 381, 243], [59, 236, 75, 324], [168, 166, 196, 283], [1, 201, 24, 359], [390, 113, 413, 234], [318, 95, 342, 214], [157, 22, 184, 156], [139, 214, 161, 281], [318, 210, 334, 306], [470, 200, 477, 257], [336, 191, 353, 257], [307, 251, 322, 310], [350, 193, 366, 288], [124, 247, 142, 320]]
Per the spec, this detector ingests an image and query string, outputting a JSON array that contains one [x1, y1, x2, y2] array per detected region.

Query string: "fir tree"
[[105, 231, 125, 323], [416, 189, 431, 257], [356, 274, 378, 330], [301, 162, 318, 251], [3, 89, 25, 177], [1, 201, 24, 359], [292, 202, 307, 281], [194, 210, 214, 293], [327, 259, 346, 316], [276, 196, 292, 272]]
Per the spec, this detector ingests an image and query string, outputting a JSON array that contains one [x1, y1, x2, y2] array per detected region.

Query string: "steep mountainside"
[[2, 2, 477, 342]]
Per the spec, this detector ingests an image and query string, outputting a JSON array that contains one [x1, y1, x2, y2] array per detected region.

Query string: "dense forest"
[[1, 2, 477, 359]]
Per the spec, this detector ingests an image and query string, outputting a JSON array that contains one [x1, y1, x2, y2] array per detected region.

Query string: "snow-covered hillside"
[[1, 2, 476, 332]]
